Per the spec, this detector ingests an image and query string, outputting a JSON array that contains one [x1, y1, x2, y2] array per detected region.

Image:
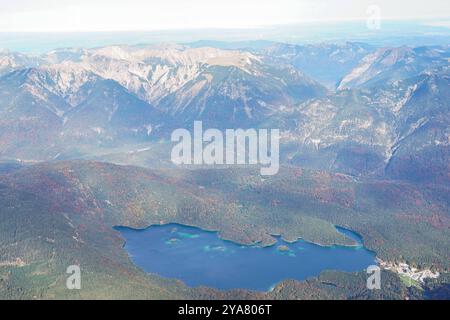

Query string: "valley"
[[0, 161, 448, 299], [116, 223, 375, 291]]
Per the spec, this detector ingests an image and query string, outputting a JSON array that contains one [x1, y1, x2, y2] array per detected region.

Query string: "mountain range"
[[1, 42, 447, 182], [0, 41, 448, 299]]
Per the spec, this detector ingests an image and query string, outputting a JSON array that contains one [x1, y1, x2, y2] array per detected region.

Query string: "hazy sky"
[[0, 0, 449, 32]]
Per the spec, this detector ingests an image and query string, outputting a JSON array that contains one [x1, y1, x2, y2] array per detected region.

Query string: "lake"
[[116, 224, 376, 291]]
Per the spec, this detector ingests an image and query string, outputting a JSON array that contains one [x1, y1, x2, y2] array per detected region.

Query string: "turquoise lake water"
[[116, 224, 375, 291]]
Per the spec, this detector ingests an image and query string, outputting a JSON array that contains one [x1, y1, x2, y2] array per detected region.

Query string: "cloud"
[[0, 0, 448, 32]]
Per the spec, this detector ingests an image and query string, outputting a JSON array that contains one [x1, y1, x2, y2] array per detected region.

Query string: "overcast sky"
[[0, 0, 449, 32]]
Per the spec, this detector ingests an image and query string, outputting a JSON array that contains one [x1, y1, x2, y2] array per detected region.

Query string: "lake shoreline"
[[116, 222, 377, 292], [114, 222, 371, 250]]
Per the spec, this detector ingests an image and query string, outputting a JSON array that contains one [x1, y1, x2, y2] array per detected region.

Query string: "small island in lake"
[[277, 245, 290, 252]]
